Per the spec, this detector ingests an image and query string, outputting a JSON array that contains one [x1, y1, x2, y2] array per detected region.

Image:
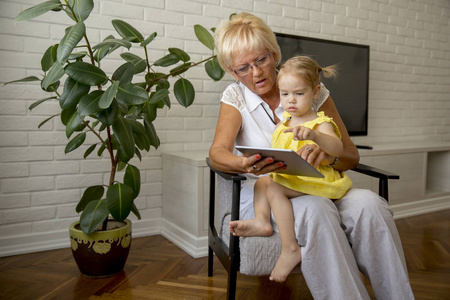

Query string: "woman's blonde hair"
[[214, 12, 281, 72], [278, 56, 337, 89]]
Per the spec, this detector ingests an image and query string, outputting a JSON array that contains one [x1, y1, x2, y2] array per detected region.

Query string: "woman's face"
[[229, 49, 278, 98]]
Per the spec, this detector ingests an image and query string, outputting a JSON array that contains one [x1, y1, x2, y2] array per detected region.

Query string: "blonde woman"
[[209, 12, 414, 300]]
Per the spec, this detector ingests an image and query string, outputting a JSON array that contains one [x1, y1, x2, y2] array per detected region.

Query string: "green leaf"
[[116, 83, 149, 105], [153, 53, 180, 67], [131, 203, 141, 220], [149, 88, 170, 105], [41, 45, 56, 72], [60, 77, 90, 109], [38, 113, 59, 129], [15, 0, 62, 23], [66, 111, 84, 138], [68, 51, 87, 60], [144, 120, 160, 149], [41, 79, 60, 93], [57, 21, 86, 64], [142, 102, 157, 123], [112, 62, 134, 85], [93, 35, 114, 62], [78, 90, 104, 116], [106, 183, 134, 221], [83, 143, 97, 159], [205, 56, 224, 81], [71, 0, 94, 21], [93, 39, 132, 51], [194, 24, 215, 51], [65, 61, 108, 86], [61, 107, 75, 126], [65, 132, 86, 154], [76, 185, 104, 213], [174, 78, 195, 108], [96, 99, 118, 126], [169, 48, 190, 62], [112, 19, 144, 43], [120, 53, 147, 74], [126, 118, 146, 135], [29, 96, 57, 111], [98, 81, 119, 109], [42, 61, 65, 90], [4, 76, 40, 85], [124, 164, 140, 198], [80, 199, 109, 234], [112, 116, 135, 161], [141, 32, 157, 47], [170, 62, 193, 77]]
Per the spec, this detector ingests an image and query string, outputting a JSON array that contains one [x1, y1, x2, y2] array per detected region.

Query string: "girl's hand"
[[298, 144, 334, 168], [242, 154, 285, 175], [284, 126, 316, 141]]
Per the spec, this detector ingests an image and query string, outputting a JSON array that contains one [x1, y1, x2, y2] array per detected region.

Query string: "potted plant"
[[6, 0, 224, 277]]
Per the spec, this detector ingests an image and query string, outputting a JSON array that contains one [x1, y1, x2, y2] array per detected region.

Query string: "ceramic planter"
[[69, 219, 132, 277]]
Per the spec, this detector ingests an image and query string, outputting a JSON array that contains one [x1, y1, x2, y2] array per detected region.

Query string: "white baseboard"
[[160, 219, 208, 258], [391, 194, 450, 219], [0, 218, 162, 258], [1, 198, 449, 258]]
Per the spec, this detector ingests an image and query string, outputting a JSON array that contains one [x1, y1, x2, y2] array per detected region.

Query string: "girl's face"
[[278, 72, 320, 118], [229, 49, 278, 98]]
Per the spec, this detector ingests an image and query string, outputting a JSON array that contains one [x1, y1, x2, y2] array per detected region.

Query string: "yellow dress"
[[271, 111, 352, 200]]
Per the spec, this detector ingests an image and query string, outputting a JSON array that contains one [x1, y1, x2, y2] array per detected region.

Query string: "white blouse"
[[220, 82, 330, 211]]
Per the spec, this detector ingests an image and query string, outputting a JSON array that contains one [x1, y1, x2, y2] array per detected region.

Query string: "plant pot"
[[69, 219, 132, 277]]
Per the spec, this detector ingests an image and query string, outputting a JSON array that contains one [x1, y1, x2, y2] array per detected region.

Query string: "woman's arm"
[[209, 103, 284, 175], [317, 96, 359, 171], [209, 102, 246, 173], [299, 95, 359, 171]]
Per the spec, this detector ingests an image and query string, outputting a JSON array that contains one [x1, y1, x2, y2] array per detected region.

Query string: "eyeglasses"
[[231, 52, 272, 76]]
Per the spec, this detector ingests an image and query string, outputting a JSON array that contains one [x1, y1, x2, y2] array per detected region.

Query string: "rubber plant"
[[6, 0, 224, 234]]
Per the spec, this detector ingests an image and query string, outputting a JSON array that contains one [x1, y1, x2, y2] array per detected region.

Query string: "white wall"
[[0, 0, 449, 256]]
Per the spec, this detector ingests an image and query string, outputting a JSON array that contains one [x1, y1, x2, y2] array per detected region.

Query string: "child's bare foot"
[[269, 245, 302, 282], [229, 218, 273, 237]]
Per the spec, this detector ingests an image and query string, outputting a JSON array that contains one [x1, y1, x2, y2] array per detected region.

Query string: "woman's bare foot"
[[269, 245, 302, 282], [229, 218, 273, 237]]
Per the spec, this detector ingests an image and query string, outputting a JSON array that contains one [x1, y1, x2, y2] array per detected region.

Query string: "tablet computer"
[[236, 145, 324, 178]]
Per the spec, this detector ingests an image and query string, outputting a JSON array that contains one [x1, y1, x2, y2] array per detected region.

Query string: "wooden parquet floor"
[[0, 209, 449, 300]]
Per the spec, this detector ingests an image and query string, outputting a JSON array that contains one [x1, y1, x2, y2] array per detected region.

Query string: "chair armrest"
[[206, 158, 246, 182], [351, 163, 399, 202], [352, 163, 399, 180]]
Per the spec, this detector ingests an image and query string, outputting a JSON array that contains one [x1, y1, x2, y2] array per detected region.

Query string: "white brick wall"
[[0, 0, 449, 256]]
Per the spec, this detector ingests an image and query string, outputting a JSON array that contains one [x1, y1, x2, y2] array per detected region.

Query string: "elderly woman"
[[209, 12, 414, 300]]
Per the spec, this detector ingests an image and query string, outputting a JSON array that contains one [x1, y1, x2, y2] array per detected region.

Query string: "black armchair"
[[206, 158, 399, 300]]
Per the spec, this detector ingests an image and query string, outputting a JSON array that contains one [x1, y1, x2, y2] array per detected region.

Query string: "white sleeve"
[[220, 83, 246, 111]]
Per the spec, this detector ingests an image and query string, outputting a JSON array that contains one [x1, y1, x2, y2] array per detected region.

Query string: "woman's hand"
[[242, 154, 286, 175], [298, 144, 335, 168]]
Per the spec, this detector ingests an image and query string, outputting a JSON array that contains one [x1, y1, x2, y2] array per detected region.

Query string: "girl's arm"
[[298, 95, 359, 171], [284, 122, 343, 157]]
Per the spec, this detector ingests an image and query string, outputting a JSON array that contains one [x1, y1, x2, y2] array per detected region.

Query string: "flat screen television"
[[275, 33, 370, 136]]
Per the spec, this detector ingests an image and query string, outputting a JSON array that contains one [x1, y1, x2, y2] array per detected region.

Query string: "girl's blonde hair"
[[278, 56, 337, 89], [214, 12, 281, 72]]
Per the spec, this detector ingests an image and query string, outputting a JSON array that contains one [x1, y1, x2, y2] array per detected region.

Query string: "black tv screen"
[[275, 33, 370, 136]]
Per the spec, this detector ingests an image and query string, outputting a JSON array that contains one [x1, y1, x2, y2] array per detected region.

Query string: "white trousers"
[[241, 188, 415, 300]]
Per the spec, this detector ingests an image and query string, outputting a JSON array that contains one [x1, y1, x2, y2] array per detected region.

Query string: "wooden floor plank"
[[0, 209, 449, 299]]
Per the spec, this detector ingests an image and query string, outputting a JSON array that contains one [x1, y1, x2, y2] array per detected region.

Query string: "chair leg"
[[208, 246, 214, 277], [227, 267, 238, 300]]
